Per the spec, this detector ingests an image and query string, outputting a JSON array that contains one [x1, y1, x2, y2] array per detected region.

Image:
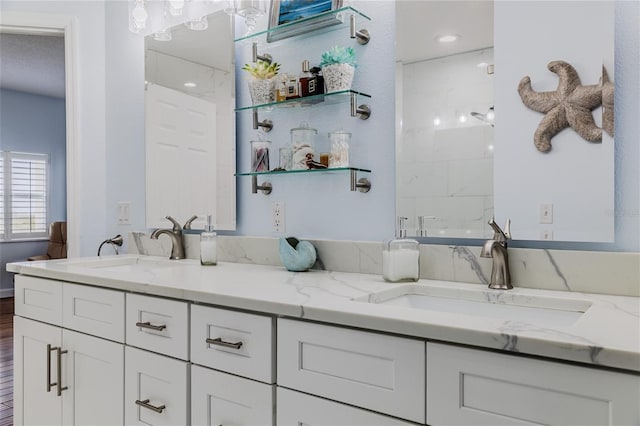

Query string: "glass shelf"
[[236, 167, 371, 177], [235, 89, 371, 113], [237, 167, 372, 194], [234, 6, 370, 47]]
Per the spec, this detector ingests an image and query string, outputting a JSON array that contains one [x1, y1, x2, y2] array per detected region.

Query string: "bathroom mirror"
[[395, 1, 614, 242], [145, 10, 236, 230]]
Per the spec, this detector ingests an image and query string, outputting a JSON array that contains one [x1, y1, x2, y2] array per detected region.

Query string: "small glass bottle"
[[382, 217, 420, 282], [200, 215, 217, 266], [299, 60, 313, 98]]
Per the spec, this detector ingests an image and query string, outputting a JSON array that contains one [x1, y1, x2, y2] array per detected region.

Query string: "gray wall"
[[0, 89, 67, 295]]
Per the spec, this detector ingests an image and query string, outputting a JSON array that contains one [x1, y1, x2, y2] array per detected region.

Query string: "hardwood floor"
[[0, 297, 13, 426]]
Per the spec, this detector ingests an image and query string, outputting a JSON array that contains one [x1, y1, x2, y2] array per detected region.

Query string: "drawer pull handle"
[[135, 399, 166, 413], [55, 347, 68, 397], [46, 344, 55, 392], [136, 321, 167, 331], [206, 337, 243, 350], [46, 345, 68, 396]]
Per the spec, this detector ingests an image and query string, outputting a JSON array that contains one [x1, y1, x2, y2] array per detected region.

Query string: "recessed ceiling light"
[[184, 82, 197, 88], [436, 34, 459, 43]]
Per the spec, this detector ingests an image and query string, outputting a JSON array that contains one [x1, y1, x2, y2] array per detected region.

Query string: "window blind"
[[0, 152, 49, 240]]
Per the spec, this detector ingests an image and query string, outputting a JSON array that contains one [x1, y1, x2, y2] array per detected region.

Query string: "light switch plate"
[[540, 203, 553, 224], [117, 202, 131, 225]]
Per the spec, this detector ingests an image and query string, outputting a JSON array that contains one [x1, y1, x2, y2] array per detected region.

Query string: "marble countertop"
[[8, 255, 640, 372]]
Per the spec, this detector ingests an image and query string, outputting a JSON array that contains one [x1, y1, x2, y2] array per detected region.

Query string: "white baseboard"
[[0, 288, 15, 298]]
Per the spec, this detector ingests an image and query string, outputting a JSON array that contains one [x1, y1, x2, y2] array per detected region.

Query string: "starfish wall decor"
[[518, 60, 602, 153], [602, 66, 614, 138]]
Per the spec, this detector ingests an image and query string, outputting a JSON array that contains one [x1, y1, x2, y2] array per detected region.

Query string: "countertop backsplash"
[[128, 233, 639, 297]]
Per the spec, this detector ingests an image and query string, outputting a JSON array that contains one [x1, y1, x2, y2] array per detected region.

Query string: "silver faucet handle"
[[503, 218, 511, 240], [488, 218, 511, 242], [183, 215, 198, 230], [165, 216, 182, 232]]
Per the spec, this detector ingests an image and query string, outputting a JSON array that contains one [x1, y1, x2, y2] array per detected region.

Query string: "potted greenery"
[[242, 60, 281, 105], [319, 46, 357, 93]]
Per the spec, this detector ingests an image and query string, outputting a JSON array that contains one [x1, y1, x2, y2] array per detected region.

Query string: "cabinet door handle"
[[206, 337, 243, 350], [55, 347, 68, 397], [135, 321, 167, 331], [46, 344, 56, 392], [135, 399, 166, 413]]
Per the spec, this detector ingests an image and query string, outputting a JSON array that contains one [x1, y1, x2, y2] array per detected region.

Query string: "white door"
[[145, 83, 217, 229], [61, 329, 124, 425], [14, 316, 63, 426], [124, 346, 189, 426], [191, 365, 274, 426]]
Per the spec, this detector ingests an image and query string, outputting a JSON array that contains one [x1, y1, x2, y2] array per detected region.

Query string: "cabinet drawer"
[[277, 388, 415, 426], [277, 319, 425, 423], [191, 304, 274, 383], [63, 283, 125, 342], [191, 365, 274, 426], [125, 346, 189, 426], [126, 293, 189, 360], [426, 342, 640, 426], [14, 275, 62, 325]]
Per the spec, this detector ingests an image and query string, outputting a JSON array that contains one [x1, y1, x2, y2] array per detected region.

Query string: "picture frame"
[[267, 0, 344, 43]]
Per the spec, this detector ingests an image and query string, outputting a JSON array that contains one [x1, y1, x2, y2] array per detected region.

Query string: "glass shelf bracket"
[[252, 109, 273, 131]]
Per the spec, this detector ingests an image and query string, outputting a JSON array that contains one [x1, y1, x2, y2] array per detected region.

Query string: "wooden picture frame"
[[267, 0, 344, 43]]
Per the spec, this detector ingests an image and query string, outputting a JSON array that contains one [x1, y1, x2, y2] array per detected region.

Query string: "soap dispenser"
[[200, 215, 217, 266], [382, 217, 420, 282]]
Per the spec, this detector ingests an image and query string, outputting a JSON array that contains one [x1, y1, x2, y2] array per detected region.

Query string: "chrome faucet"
[[481, 218, 512, 290], [150, 216, 189, 260]]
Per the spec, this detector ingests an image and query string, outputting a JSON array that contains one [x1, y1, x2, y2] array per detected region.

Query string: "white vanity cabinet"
[[124, 346, 189, 426], [191, 365, 274, 426], [426, 342, 640, 426], [13, 276, 125, 426], [190, 304, 276, 425], [277, 318, 426, 424], [277, 388, 415, 426]]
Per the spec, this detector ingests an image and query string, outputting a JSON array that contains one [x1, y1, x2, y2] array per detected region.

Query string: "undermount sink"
[[354, 284, 591, 327], [62, 256, 185, 273]]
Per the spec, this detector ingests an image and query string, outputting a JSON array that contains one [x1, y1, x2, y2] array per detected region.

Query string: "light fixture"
[[458, 114, 467, 124], [168, 0, 185, 16], [433, 117, 441, 127], [235, 0, 266, 34], [184, 82, 197, 88], [129, 0, 149, 33], [436, 34, 459, 43], [128, 0, 232, 37]]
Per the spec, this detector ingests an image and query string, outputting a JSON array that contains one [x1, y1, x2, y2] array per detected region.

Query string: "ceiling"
[[0, 33, 66, 99], [396, 0, 494, 63], [0, 2, 493, 99]]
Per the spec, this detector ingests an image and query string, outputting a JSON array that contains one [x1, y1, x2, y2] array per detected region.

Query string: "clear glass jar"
[[251, 140, 271, 172], [382, 238, 419, 282], [200, 230, 217, 266], [328, 130, 351, 168]]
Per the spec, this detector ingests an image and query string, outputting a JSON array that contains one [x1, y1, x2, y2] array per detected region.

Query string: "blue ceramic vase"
[[279, 237, 317, 272]]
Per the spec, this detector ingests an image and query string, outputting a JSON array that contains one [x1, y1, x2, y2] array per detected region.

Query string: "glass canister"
[[251, 139, 271, 172], [290, 122, 317, 150], [328, 130, 351, 168]]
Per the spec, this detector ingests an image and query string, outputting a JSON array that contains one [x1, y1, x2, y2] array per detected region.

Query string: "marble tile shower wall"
[[129, 234, 640, 297], [398, 48, 495, 238]]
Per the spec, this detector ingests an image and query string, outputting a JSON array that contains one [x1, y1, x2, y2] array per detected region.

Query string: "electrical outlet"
[[117, 202, 131, 225], [540, 230, 554, 240], [540, 203, 553, 224], [273, 201, 285, 233]]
